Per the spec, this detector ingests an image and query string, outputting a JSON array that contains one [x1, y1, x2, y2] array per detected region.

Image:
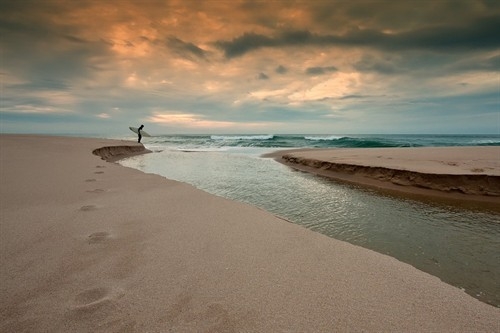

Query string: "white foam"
[[211, 135, 274, 140], [472, 139, 500, 145], [175, 147, 228, 152], [304, 135, 344, 141]]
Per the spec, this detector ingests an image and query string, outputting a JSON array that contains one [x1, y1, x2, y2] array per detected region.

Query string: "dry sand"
[[1, 135, 499, 332], [269, 147, 500, 207]]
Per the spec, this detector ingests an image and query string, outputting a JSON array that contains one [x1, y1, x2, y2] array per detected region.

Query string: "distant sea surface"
[[118, 134, 500, 307], [137, 133, 500, 150]]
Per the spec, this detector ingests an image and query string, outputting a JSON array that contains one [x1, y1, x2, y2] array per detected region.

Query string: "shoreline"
[[266, 147, 500, 210], [1, 135, 499, 332]]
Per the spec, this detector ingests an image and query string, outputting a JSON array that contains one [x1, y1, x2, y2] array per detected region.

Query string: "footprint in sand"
[[80, 205, 97, 211], [88, 231, 111, 244], [86, 188, 105, 193], [85, 178, 97, 182], [94, 171, 104, 174], [75, 287, 109, 305], [70, 286, 124, 310], [70, 287, 116, 317], [96, 165, 106, 169]]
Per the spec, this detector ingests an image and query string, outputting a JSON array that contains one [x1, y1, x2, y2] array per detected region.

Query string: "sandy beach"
[[1, 135, 499, 332], [269, 147, 500, 208]]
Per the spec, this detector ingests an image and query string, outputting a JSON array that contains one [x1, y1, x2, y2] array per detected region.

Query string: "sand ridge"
[[269, 147, 500, 207], [1, 135, 499, 332], [92, 144, 152, 162]]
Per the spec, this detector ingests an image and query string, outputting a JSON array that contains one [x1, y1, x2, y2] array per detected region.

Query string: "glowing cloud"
[[148, 112, 274, 131], [288, 72, 361, 102], [147, 113, 231, 129]]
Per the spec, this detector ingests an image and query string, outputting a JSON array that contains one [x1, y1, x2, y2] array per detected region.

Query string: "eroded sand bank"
[[1, 135, 499, 332], [268, 147, 500, 207]]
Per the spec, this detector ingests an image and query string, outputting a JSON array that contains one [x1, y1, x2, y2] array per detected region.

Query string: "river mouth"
[[120, 147, 500, 308]]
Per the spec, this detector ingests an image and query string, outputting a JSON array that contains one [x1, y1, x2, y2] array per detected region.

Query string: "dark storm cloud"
[[390, 16, 500, 50], [63, 35, 90, 44], [167, 37, 208, 59], [23, 40, 107, 79], [0, 1, 87, 43], [354, 50, 500, 76], [306, 66, 337, 75], [215, 32, 275, 58], [275, 65, 287, 74], [215, 30, 321, 58], [0, 18, 51, 38], [9, 79, 71, 92], [216, 15, 500, 58], [354, 55, 404, 75], [0, 7, 110, 79], [258, 72, 269, 80]]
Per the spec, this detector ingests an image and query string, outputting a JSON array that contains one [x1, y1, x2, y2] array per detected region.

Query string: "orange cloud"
[[148, 112, 234, 129], [148, 112, 272, 130]]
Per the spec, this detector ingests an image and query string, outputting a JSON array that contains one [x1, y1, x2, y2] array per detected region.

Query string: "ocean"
[[117, 134, 500, 307], [138, 133, 500, 150]]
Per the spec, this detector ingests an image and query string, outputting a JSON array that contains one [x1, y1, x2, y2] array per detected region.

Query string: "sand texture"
[[271, 147, 500, 205], [1, 135, 499, 332]]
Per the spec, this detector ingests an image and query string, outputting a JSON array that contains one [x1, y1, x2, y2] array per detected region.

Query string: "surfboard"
[[129, 126, 151, 137]]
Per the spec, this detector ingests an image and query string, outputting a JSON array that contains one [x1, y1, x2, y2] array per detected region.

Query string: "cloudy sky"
[[1, 0, 499, 135]]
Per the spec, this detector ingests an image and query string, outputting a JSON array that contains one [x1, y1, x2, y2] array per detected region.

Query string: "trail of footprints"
[[71, 164, 119, 318], [80, 164, 110, 231], [83, 165, 107, 195], [80, 165, 108, 228]]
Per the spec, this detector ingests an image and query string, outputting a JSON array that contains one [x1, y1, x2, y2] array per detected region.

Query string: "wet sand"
[[1, 135, 499, 332]]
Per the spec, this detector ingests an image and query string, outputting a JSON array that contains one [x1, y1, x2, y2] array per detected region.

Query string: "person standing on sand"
[[137, 124, 144, 143]]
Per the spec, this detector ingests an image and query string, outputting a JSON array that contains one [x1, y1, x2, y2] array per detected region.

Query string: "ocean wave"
[[336, 137, 412, 148], [140, 134, 499, 150], [175, 148, 229, 152], [304, 135, 344, 141], [211, 135, 274, 140], [472, 139, 500, 146]]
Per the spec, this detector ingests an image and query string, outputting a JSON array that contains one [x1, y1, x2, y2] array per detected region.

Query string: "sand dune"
[[1, 135, 499, 332]]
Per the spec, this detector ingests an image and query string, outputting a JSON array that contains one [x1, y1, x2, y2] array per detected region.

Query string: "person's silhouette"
[[137, 124, 144, 143]]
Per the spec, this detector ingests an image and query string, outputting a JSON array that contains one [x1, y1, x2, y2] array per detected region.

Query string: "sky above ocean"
[[1, 0, 499, 135]]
